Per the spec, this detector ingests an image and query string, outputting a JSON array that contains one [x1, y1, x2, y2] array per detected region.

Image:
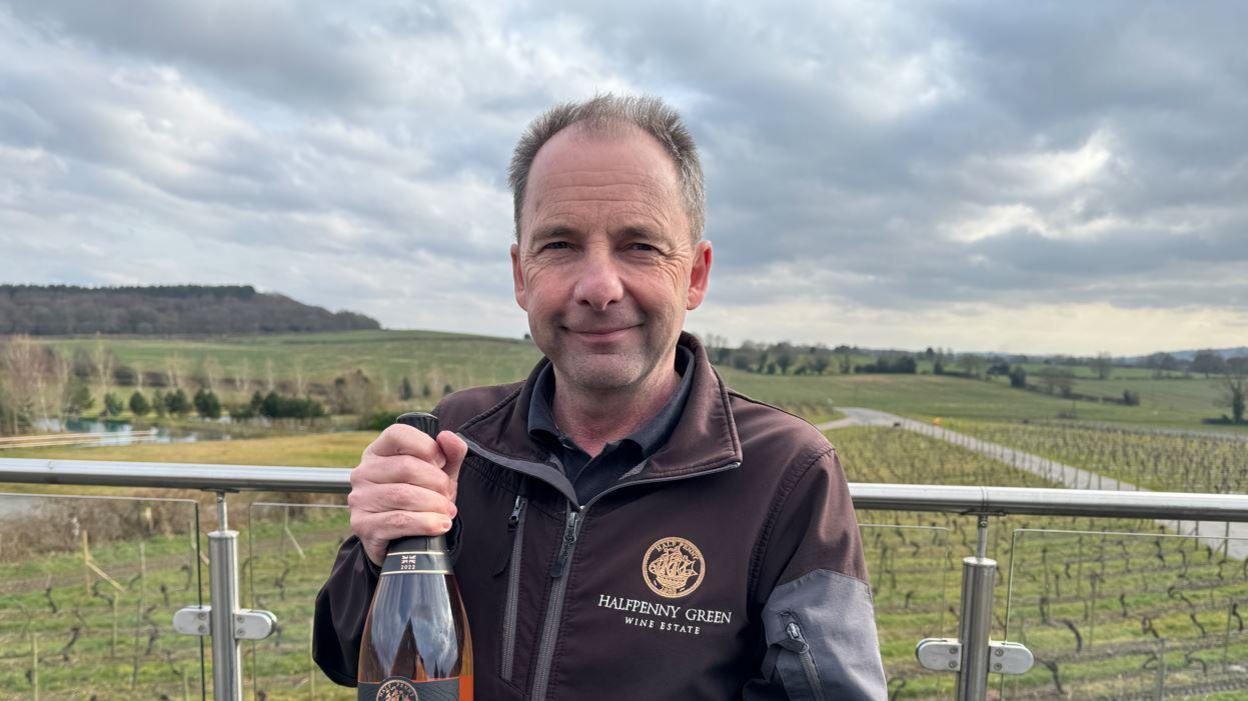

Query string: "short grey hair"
[[508, 94, 705, 241]]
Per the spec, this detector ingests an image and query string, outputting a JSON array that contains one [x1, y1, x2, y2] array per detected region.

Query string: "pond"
[[29, 417, 238, 446]]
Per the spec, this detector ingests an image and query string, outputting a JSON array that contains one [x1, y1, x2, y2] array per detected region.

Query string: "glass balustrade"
[[1002, 527, 1248, 700], [860, 519, 954, 700], [0, 491, 205, 699], [245, 501, 353, 700]]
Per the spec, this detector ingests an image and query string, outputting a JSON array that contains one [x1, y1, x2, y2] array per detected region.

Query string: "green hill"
[[0, 284, 379, 335]]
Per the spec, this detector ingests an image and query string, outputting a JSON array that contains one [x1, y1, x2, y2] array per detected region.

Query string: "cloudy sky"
[[2, 1, 1245, 355]]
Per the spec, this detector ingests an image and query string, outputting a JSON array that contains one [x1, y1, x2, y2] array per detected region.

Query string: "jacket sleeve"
[[742, 447, 887, 701], [312, 535, 378, 687]]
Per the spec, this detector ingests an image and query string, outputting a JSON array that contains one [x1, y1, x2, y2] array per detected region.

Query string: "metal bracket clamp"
[[174, 605, 277, 641], [986, 641, 1033, 675], [916, 637, 963, 671], [916, 638, 1033, 675]]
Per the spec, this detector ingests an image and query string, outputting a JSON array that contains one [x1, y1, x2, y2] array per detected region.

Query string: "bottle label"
[[380, 549, 452, 575], [358, 676, 459, 700]]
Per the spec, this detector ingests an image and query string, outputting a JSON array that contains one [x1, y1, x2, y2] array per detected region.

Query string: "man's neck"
[[551, 354, 681, 458]]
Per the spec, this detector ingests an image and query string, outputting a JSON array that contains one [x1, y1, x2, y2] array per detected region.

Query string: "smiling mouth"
[[566, 325, 638, 339]]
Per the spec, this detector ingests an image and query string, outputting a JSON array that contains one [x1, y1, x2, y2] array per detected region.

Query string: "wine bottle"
[[357, 412, 473, 700]]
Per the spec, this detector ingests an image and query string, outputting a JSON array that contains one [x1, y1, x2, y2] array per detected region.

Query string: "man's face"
[[511, 124, 711, 394]]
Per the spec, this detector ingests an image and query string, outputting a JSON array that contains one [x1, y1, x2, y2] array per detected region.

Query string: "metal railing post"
[[955, 554, 996, 701], [955, 515, 996, 701], [208, 525, 244, 701], [171, 491, 275, 700], [918, 515, 1031, 697]]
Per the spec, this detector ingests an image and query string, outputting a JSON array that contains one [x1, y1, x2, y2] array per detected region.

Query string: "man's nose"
[[573, 249, 624, 312]]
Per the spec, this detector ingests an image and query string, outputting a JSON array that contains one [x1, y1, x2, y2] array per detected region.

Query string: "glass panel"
[[860, 517, 953, 700], [0, 491, 204, 699], [245, 502, 352, 700], [1003, 527, 1248, 700]]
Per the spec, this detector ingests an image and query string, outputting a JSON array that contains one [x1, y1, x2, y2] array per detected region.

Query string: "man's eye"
[[541, 241, 570, 251], [629, 243, 656, 252]]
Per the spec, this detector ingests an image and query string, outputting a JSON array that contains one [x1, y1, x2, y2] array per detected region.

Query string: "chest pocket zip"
[[530, 505, 583, 700], [501, 489, 528, 681]]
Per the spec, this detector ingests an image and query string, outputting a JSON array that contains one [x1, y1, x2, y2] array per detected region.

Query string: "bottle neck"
[[381, 535, 451, 576]]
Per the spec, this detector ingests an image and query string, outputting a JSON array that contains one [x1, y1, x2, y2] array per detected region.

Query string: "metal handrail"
[[4, 456, 1248, 701], [3, 457, 1248, 520]]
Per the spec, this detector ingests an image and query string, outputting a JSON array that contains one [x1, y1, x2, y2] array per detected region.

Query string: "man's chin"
[[558, 358, 645, 392]]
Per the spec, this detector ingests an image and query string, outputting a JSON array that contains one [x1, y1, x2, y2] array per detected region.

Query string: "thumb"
[[436, 431, 468, 500]]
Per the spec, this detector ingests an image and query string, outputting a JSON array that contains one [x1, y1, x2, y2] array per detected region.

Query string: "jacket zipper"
[[501, 490, 528, 681], [459, 434, 741, 700], [526, 462, 740, 701], [529, 504, 582, 699]]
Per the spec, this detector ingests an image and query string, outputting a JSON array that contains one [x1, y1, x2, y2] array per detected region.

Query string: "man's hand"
[[348, 423, 468, 566]]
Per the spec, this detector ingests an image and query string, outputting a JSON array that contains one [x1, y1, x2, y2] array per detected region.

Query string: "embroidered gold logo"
[[643, 537, 705, 599], [377, 678, 419, 700]]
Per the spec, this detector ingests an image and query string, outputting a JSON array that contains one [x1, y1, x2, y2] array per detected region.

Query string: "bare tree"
[[1036, 367, 1076, 397], [774, 342, 795, 375], [1191, 349, 1226, 378], [233, 358, 251, 397], [51, 351, 73, 423], [89, 336, 115, 399], [1091, 352, 1113, 380], [1, 335, 51, 431], [1217, 374, 1246, 424], [957, 354, 986, 378], [293, 357, 307, 397], [194, 355, 220, 394], [165, 354, 184, 390]]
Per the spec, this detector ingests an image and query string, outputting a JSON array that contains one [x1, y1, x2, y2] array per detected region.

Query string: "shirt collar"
[[527, 345, 695, 457]]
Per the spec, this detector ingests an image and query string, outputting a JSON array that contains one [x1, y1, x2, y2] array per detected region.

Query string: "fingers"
[[437, 431, 468, 500], [351, 453, 456, 498], [365, 423, 445, 466], [353, 509, 454, 566], [350, 425, 470, 565], [348, 481, 457, 518]]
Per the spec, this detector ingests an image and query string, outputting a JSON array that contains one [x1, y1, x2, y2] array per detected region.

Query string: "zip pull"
[[781, 618, 811, 653], [549, 509, 581, 578], [507, 493, 525, 532]]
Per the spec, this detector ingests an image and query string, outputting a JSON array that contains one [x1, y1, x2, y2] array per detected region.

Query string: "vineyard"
[[944, 421, 1248, 495], [831, 426, 1248, 700], [1, 423, 1246, 699]]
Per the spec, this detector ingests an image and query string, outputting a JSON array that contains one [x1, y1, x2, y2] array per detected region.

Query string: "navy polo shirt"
[[527, 346, 695, 505]]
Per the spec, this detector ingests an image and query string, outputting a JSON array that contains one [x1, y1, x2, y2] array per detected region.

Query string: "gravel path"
[[819, 407, 1248, 559]]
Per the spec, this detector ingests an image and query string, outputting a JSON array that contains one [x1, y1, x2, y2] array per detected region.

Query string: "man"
[[314, 94, 886, 700]]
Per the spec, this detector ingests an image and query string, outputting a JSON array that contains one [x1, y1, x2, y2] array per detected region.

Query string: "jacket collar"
[[456, 332, 742, 480]]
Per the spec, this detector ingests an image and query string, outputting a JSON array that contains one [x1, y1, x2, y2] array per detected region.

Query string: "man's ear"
[[511, 242, 528, 311], [686, 240, 712, 310]]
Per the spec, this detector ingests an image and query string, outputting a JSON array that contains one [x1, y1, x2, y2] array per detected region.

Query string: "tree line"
[[0, 334, 464, 435], [698, 336, 1246, 424], [0, 284, 380, 335]]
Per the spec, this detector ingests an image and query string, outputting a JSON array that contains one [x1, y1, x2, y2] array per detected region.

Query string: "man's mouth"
[[565, 325, 638, 339]]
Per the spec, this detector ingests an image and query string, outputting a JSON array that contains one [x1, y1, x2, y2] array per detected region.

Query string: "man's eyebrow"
[[617, 225, 663, 241], [529, 226, 579, 243]]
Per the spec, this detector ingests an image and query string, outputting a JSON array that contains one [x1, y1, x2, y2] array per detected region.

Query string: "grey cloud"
[[1, 0, 1245, 341], [4, 0, 390, 108]]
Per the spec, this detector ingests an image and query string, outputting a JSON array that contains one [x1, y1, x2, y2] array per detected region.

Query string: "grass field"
[[720, 367, 1236, 430], [38, 329, 543, 408], [23, 329, 1239, 435]]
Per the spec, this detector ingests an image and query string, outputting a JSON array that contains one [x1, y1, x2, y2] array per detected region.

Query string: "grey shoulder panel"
[[760, 569, 887, 701]]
